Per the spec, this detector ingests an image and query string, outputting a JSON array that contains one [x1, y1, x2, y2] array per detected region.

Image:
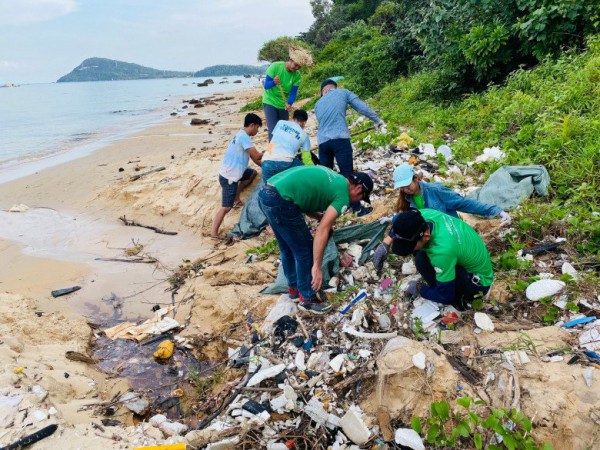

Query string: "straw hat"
[[289, 44, 313, 67]]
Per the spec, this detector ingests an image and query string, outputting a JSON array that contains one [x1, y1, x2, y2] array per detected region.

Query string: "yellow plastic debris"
[[396, 132, 414, 148], [133, 444, 185, 450], [14, 367, 24, 374], [153, 340, 174, 359]]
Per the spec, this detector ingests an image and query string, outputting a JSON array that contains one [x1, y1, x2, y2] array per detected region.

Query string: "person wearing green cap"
[[386, 209, 493, 309]]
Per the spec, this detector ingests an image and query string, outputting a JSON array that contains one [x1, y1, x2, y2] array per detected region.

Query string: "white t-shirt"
[[219, 129, 254, 182], [262, 120, 311, 162]]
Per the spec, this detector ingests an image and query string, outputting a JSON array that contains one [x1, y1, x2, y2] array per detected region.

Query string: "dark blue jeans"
[[318, 138, 360, 211], [258, 184, 315, 300], [262, 159, 302, 183], [415, 250, 490, 310], [263, 104, 289, 142]]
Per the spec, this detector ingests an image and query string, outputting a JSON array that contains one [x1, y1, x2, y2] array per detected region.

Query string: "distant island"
[[57, 58, 267, 82], [194, 65, 267, 77]]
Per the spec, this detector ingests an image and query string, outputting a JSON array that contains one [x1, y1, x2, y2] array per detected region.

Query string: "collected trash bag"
[[228, 183, 268, 240], [467, 165, 550, 211], [261, 219, 388, 295]]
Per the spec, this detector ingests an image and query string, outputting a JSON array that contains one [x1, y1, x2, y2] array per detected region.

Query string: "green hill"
[[193, 64, 267, 77], [57, 58, 193, 82]]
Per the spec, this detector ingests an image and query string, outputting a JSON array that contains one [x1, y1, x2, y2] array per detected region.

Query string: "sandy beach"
[[0, 86, 289, 448]]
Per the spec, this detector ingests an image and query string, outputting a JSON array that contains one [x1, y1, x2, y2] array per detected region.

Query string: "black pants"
[[414, 251, 490, 310]]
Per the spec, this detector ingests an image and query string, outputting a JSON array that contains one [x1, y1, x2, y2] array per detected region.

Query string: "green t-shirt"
[[270, 166, 350, 215], [422, 209, 493, 286], [413, 193, 425, 209], [262, 61, 301, 109]]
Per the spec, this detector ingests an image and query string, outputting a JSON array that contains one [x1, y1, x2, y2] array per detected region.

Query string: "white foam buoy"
[[525, 279, 565, 301], [474, 312, 495, 332]]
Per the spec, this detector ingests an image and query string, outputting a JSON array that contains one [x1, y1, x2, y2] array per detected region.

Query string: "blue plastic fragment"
[[302, 339, 313, 351], [563, 316, 597, 328], [584, 351, 600, 361], [340, 289, 368, 315]]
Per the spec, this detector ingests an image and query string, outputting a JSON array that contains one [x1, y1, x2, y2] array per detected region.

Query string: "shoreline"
[[0, 85, 269, 449]]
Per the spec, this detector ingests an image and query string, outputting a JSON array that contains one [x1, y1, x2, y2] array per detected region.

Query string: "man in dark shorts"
[[211, 113, 263, 239]]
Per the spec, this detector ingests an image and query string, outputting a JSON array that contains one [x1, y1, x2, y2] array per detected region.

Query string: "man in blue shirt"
[[211, 113, 263, 239], [315, 79, 385, 216]]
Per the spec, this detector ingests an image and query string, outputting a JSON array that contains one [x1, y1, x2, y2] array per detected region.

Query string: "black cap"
[[390, 210, 427, 256], [320, 78, 337, 96], [349, 172, 374, 204]]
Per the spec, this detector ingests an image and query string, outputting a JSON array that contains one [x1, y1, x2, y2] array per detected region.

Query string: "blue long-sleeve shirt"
[[264, 76, 298, 106], [408, 181, 501, 218], [314, 88, 381, 145]]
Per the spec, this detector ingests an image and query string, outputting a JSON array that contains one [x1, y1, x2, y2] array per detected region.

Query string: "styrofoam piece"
[[283, 385, 298, 404], [395, 428, 426, 450], [504, 350, 531, 365], [304, 397, 329, 426], [436, 145, 452, 160], [412, 352, 426, 370], [342, 324, 397, 340], [474, 312, 495, 332], [525, 279, 565, 301], [330, 354, 346, 372], [120, 392, 150, 415], [159, 420, 188, 436], [475, 146, 505, 162], [206, 437, 241, 450], [295, 350, 306, 371], [149, 413, 168, 427], [358, 349, 372, 358], [402, 260, 417, 275], [247, 364, 286, 387], [579, 327, 600, 350], [340, 407, 371, 445], [411, 300, 440, 324], [562, 262, 579, 280], [32, 410, 47, 422], [270, 394, 288, 412], [419, 143, 436, 157]]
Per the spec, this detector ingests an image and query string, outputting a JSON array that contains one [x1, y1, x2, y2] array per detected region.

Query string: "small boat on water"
[[1, 83, 19, 88]]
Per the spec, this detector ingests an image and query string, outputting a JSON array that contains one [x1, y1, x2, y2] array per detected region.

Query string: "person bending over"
[[258, 166, 373, 315]]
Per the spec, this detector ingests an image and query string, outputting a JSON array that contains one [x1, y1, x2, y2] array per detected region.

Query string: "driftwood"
[[333, 369, 376, 392], [119, 215, 177, 235], [129, 166, 165, 181], [65, 351, 95, 364], [95, 257, 157, 264]]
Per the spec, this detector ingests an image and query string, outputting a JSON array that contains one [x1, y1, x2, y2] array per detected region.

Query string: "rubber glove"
[[375, 121, 387, 134], [373, 242, 390, 274], [499, 211, 511, 224], [301, 150, 314, 166], [405, 279, 421, 298]]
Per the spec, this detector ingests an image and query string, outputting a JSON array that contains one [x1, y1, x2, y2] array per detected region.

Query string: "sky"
[[0, 0, 315, 84]]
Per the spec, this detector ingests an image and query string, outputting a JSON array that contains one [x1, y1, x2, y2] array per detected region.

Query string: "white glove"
[[378, 215, 393, 224], [499, 211, 511, 224], [375, 121, 387, 134]]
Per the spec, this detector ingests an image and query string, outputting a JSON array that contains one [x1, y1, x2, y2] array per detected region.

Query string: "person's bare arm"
[[311, 206, 338, 291], [248, 147, 262, 166]]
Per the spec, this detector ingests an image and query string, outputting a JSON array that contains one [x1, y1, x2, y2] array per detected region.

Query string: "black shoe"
[[353, 205, 373, 217], [298, 299, 332, 315]]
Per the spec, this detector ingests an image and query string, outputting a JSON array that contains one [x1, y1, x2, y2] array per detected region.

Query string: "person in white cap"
[[372, 163, 510, 273]]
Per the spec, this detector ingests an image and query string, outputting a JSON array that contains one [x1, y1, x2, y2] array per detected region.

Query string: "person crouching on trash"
[[258, 166, 374, 315], [386, 209, 493, 310]]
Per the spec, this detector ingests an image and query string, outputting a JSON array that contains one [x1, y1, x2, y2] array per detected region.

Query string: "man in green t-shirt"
[[262, 48, 310, 142], [387, 209, 493, 309], [258, 166, 374, 315]]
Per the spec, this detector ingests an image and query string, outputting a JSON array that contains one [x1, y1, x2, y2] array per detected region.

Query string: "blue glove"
[[373, 242, 390, 274]]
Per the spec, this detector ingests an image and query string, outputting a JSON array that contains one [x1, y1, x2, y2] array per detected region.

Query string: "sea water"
[[0, 76, 261, 183]]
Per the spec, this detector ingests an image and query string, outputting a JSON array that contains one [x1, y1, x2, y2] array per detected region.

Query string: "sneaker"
[[288, 287, 299, 301], [298, 301, 333, 315]]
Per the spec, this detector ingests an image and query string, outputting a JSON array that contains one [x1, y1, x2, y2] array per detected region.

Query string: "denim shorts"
[[219, 168, 255, 207]]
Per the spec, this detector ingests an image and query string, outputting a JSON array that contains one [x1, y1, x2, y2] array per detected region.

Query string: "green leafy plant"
[[246, 238, 280, 260], [412, 396, 553, 449]]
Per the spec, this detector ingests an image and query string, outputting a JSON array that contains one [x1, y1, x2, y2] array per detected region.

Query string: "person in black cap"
[[258, 166, 373, 315], [314, 78, 386, 216], [385, 208, 494, 309]]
